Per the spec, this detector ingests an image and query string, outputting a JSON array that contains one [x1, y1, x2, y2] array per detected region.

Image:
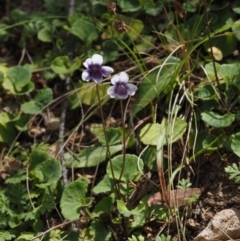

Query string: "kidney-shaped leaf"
[[93, 175, 114, 194], [51, 56, 81, 75], [117, 200, 144, 217], [21, 88, 53, 114], [65, 145, 122, 168], [60, 178, 90, 220], [133, 57, 180, 114], [106, 154, 143, 182], [140, 118, 187, 145], [34, 158, 61, 187], [71, 17, 98, 43], [231, 132, 240, 157], [29, 150, 61, 187], [92, 196, 114, 218], [7, 66, 31, 90], [201, 111, 235, 128]]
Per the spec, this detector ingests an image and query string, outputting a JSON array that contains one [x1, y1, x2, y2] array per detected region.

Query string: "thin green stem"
[[203, 0, 227, 110], [95, 84, 120, 199], [118, 100, 126, 183]]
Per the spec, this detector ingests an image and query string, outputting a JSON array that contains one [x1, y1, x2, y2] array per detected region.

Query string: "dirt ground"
[[188, 151, 240, 239]]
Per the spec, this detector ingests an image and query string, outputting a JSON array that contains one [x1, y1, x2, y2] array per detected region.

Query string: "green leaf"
[[89, 221, 111, 241], [0, 24, 9, 42], [202, 135, 222, 151], [90, 125, 122, 145], [9, 215, 21, 228], [10, 9, 28, 22], [131, 211, 146, 228], [218, 63, 240, 81], [232, 20, 240, 41], [117, 15, 144, 40], [117, 200, 144, 217], [14, 114, 29, 131], [143, 0, 163, 16], [231, 132, 240, 157], [60, 178, 90, 220], [29, 150, 61, 186], [102, 39, 119, 63], [89, 125, 134, 146], [93, 175, 114, 194], [34, 87, 53, 107], [233, 0, 240, 14], [140, 118, 187, 145], [0, 113, 16, 145], [7, 66, 31, 91], [182, 2, 197, 12], [225, 163, 240, 183], [204, 32, 237, 59], [118, 0, 142, 12], [51, 56, 81, 75], [2, 77, 34, 95], [204, 62, 220, 80], [92, 196, 114, 218], [21, 101, 39, 115], [194, 84, 215, 100], [34, 159, 61, 187], [2, 66, 34, 95], [141, 146, 157, 170], [65, 145, 122, 168], [68, 82, 109, 108], [38, 26, 53, 42], [71, 17, 98, 43], [0, 231, 15, 241], [15, 233, 34, 241], [133, 56, 180, 114], [21, 88, 53, 114], [201, 111, 235, 128], [106, 154, 143, 182]]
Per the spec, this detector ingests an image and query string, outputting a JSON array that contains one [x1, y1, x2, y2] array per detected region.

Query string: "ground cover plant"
[[1, 0, 240, 240]]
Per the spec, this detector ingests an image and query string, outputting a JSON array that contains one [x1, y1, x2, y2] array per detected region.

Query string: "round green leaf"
[[60, 178, 90, 220], [93, 175, 114, 194], [118, 0, 142, 12], [35, 87, 53, 107], [0, 112, 16, 145], [38, 26, 52, 42], [117, 200, 144, 217], [69, 82, 109, 107], [66, 145, 123, 168], [182, 2, 197, 12], [231, 132, 240, 157], [7, 66, 31, 90], [0, 123, 16, 146], [71, 17, 98, 43], [202, 135, 221, 151], [143, 1, 163, 16], [132, 57, 180, 114], [201, 111, 235, 128], [2, 77, 34, 95], [34, 158, 61, 187], [232, 20, 240, 41], [92, 196, 114, 218], [30, 150, 61, 186], [21, 88, 53, 114], [140, 118, 187, 146], [106, 154, 143, 182], [233, 0, 240, 14], [89, 221, 111, 241], [51, 56, 81, 75], [204, 32, 237, 58]]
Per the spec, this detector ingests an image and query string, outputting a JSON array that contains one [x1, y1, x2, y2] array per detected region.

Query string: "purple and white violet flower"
[[107, 72, 138, 99], [82, 54, 114, 83]]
